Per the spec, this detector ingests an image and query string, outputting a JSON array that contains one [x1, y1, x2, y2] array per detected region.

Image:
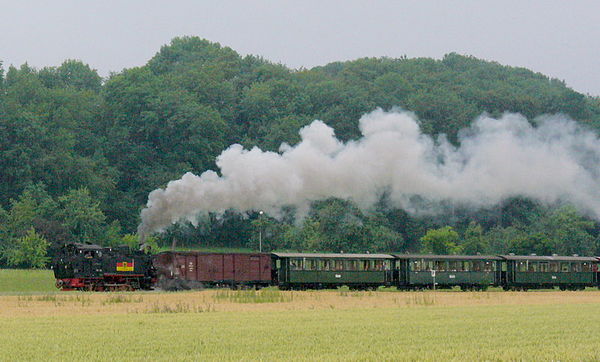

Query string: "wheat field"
[[2, 269, 600, 360], [1, 288, 600, 360]]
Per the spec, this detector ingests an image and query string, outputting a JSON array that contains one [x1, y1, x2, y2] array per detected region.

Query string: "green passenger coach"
[[272, 253, 394, 289], [394, 254, 502, 290], [501, 255, 598, 290]]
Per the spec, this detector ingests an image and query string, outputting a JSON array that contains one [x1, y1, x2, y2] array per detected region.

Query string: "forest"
[[1, 36, 600, 267]]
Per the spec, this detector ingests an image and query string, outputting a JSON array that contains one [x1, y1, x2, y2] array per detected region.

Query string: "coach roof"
[[272, 253, 394, 259], [393, 254, 502, 260], [500, 255, 598, 262]]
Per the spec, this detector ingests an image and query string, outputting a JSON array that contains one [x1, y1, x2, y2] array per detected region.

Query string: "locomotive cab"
[[52, 243, 104, 289]]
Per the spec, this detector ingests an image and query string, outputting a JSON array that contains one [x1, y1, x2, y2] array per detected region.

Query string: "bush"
[[7, 228, 49, 268]]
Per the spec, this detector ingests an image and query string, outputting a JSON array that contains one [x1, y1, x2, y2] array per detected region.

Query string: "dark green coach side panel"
[[409, 271, 495, 286], [288, 270, 386, 284], [513, 272, 595, 285]]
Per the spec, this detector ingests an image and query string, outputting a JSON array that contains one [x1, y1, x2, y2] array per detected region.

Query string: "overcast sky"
[[1, 1, 599, 95]]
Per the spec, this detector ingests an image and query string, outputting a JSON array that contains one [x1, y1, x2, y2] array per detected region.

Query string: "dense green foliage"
[[1, 37, 600, 265]]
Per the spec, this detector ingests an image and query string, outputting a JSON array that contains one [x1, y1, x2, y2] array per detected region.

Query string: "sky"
[[1, 1, 599, 95]]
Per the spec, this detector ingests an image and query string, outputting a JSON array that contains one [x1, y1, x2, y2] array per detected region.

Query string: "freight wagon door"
[[247, 255, 263, 282], [235, 255, 252, 281], [176, 255, 187, 279], [223, 254, 234, 282], [260, 254, 272, 282], [198, 254, 225, 282]]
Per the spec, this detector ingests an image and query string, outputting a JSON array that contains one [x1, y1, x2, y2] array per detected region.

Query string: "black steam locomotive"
[[51, 243, 155, 291]]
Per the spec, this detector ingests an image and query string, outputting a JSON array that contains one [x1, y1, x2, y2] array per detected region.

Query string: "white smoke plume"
[[138, 109, 600, 236]]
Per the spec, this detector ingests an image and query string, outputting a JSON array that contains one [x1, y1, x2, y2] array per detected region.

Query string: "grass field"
[[2, 270, 600, 360], [0, 269, 56, 294]]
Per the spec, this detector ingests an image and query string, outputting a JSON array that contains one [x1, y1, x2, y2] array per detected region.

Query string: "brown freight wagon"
[[153, 252, 273, 289]]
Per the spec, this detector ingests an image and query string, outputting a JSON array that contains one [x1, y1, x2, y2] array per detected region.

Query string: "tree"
[[247, 215, 289, 252], [116, 233, 158, 252], [364, 213, 404, 252], [38, 60, 102, 92], [2, 37, 600, 248], [420, 226, 461, 255], [310, 199, 370, 253], [368, 224, 404, 252], [461, 222, 488, 254], [537, 206, 596, 256], [508, 232, 550, 256], [56, 188, 111, 245], [7, 228, 49, 268]]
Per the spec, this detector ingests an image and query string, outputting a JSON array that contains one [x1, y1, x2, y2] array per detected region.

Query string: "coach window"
[[412, 260, 422, 272], [366, 260, 374, 271], [434, 260, 446, 272], [319, 260, 326, 271], [347, 260, 359, 271], [290, 259, 303, 271], [421, 260, 430, 271], [539, 262, 549, 273], [483, 261, 494, 272], [473, 261, 483, 272], [560, 262, 570, 272], [360, 260, 368, 271], [463, 261, 471, 272], [305, 259, 317, 271], [447, 261, 455, 271], [517, 261, 527, 272], [384, 260, 391, 270], [549, 262, 559, 273], [334, 260, 344, 271], [325, 260, 333, 271], [572, 263, 582, 272], [449, 261, 462, 272], [528, 262, 538, 272], [315, 259, 322, 270], [582, 262, 591, 272]]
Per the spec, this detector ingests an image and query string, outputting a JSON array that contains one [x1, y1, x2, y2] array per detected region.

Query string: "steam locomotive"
[[52, 243, 156, 291], [52, 242, 600, 291]]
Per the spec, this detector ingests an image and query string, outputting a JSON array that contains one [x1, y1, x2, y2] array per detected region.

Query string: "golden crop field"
[[1, 287, 600, 360]]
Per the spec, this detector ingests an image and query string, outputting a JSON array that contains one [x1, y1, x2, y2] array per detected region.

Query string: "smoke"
[[138, 109, 600, 236]]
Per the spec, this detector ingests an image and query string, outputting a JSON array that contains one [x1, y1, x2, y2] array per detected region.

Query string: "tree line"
[[1, 37, 599, 267]]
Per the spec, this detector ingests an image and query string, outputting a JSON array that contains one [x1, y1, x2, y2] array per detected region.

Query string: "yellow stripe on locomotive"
[[116, 261, 135, 272]]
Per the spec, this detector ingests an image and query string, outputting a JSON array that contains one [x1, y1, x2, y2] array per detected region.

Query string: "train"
[[51, 242, 600, 291]]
